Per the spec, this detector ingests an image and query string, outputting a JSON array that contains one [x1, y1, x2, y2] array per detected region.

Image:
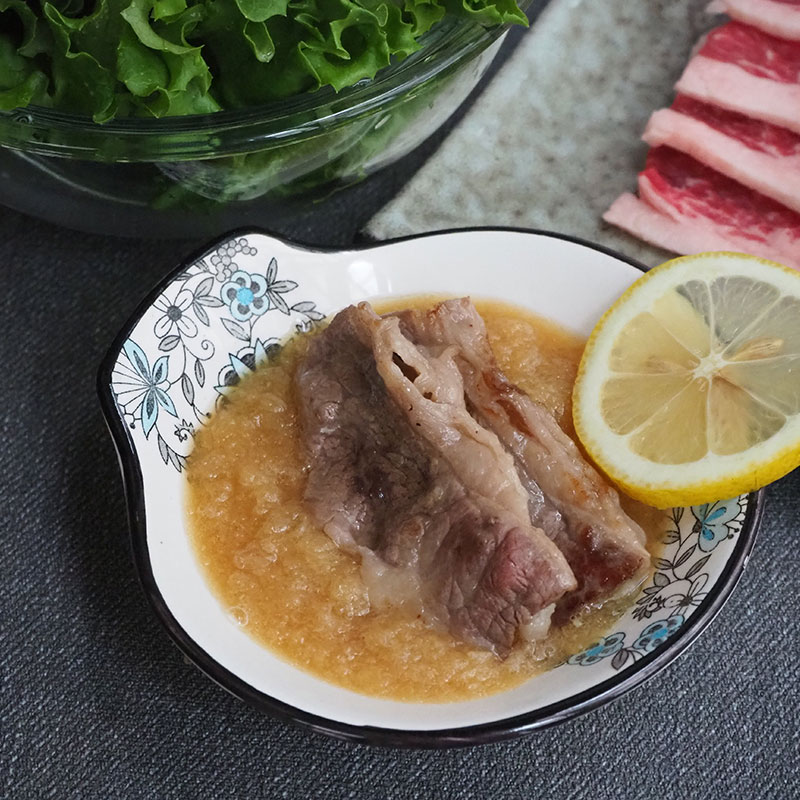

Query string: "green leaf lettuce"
[[0, 0, 525, 119]]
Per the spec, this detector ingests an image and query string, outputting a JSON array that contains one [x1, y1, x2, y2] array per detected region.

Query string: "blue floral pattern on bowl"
[[111, 238, 323, 473], [567, 498, 746, 671]]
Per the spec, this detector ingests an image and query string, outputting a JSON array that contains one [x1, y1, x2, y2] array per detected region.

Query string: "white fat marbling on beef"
[[708, 0, 800, 41], [643, 101, 800, 215]]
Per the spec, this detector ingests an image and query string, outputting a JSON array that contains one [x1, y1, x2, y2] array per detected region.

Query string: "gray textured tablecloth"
[[2, 3, 799, 797]]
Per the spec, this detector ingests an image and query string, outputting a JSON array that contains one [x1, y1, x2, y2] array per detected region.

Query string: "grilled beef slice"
[[295, 303, 576, 656], [393, 298, 650, 622]]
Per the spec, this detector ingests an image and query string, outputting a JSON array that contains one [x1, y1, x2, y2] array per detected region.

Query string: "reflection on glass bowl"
[[0, 14, 520, 239]]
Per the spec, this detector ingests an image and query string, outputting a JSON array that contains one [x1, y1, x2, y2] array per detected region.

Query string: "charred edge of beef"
[[391, 298, 650, 621]]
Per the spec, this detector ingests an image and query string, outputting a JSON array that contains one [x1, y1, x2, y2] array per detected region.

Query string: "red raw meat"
[[708, 0, 800, 42], [698, 21, 800, 83], [643, 95, 800, 213], [676, 22, 800, 134], [603, 147, 800, 269]]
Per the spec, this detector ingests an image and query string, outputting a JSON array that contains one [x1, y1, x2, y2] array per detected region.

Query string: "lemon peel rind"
[[575, 424, 800, 508]]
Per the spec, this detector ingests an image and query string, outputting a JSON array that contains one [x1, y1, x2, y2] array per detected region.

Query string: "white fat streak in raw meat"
[[677, 56, 800, 135], [603, 192, 800, 269], [708, 0, 800, 41], [643, 108, 800, 214], [638, 172, 800, 265]]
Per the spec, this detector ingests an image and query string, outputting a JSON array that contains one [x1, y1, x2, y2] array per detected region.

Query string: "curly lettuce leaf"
[[0, 1, 51, 109], [152, 0, 188, 20], [445, 0, 526, 26], [0, 0, 526, 119], [402, 0, 446, 37], [235, 0, 290, 22], [0, 36, 49, 110], [117, 24, 169, 95], [43, 2, 121, 121], [117, 3, 219, 115], [120, 0, 198, 54]]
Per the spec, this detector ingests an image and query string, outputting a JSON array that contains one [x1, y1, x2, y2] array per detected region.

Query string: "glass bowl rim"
[[0, 10, 526, 161]]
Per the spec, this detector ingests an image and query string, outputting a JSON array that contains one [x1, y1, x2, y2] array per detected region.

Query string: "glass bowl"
[[0, 14, 519, 239]]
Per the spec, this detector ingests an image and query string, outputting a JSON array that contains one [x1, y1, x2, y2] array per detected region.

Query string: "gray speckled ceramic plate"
[[367, 0, 714, 268]]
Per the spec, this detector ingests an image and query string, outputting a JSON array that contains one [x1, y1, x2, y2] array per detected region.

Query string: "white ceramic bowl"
[[98, 229, 761, 746]]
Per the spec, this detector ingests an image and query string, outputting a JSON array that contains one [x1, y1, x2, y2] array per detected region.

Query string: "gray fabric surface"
[[2, 14, 799, 800]]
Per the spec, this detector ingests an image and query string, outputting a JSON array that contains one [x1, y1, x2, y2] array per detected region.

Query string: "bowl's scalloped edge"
[[96, 225, 765, 747]]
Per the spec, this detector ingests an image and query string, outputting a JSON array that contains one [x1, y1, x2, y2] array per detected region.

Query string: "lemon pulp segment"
[[602, 276, 799, 464]]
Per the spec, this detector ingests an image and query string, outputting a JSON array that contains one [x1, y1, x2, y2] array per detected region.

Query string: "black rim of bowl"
[[97, 226, 765, 748]]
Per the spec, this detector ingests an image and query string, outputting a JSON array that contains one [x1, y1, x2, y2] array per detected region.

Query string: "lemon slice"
[[573, 252, 800, 508]]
